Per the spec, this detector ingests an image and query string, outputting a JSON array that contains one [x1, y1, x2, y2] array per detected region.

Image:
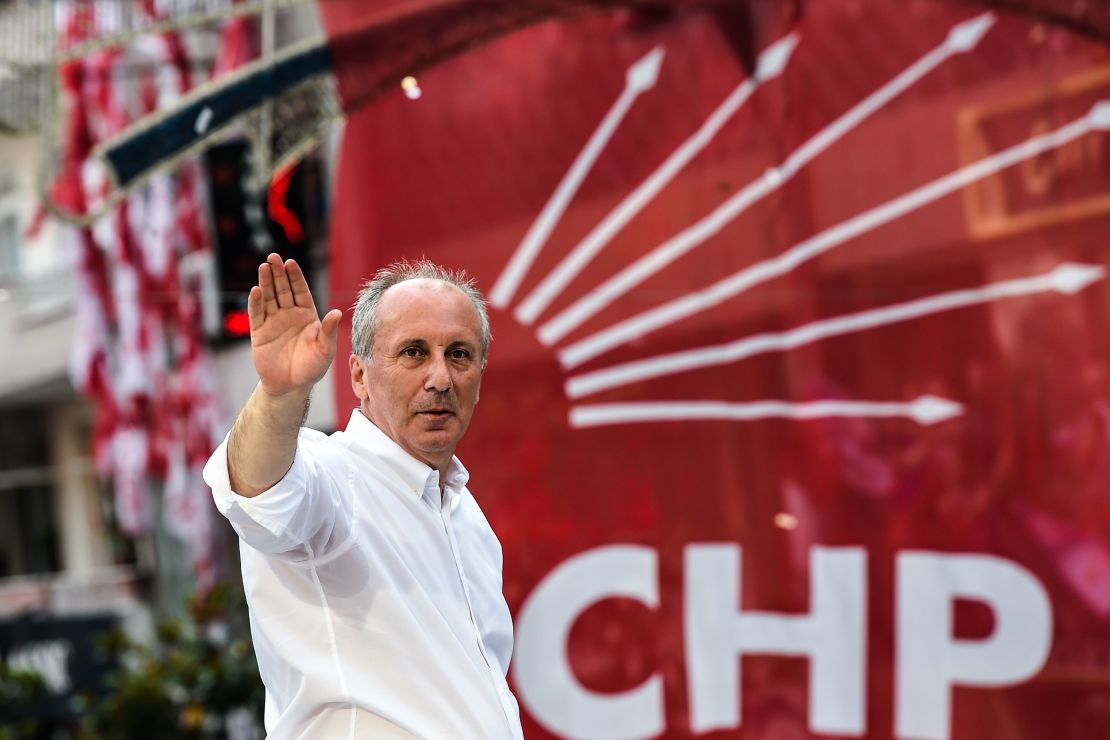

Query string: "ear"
[[349, 354, 370, 400]]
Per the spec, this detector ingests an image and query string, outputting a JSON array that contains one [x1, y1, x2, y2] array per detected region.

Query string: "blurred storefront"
[[0, 134, 133, 618]]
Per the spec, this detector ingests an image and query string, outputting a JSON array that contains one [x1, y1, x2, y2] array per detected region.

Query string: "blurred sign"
[[325, 1, 1110, 738], [0, 613, 118, 721], [959, 65, 1110, 240]]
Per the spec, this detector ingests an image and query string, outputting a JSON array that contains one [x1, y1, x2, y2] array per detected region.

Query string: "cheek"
[[461, 377, 482, 408]]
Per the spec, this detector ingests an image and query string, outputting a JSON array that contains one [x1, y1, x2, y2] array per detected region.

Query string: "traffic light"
[[204, 141, 324, 341]]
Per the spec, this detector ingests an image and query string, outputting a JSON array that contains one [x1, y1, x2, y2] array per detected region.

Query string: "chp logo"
[[481, 13, 1106, 740]]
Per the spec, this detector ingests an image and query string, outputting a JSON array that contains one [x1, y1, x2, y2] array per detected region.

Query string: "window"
[[0, 407, 58, 577]]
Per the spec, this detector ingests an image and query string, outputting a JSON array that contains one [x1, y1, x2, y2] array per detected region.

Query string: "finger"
[[258, 261, 279, 317], [319, 308, 343, 358], [268, 253, 294, 309], [285, 258, 316, 311], [247, 285, 265, 332]]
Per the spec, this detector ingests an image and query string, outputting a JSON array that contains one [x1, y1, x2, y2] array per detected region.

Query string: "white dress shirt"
[[204, 409, 524, 740]]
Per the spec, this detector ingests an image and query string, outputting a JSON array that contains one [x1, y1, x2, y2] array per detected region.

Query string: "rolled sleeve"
[[204, 428, 336, 557]]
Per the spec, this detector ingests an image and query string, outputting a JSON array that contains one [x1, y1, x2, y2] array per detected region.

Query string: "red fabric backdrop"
[[322, 1, 1110, 737]]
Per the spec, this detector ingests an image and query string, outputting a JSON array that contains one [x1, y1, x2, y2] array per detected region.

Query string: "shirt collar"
[[343, 409, 469, 498]]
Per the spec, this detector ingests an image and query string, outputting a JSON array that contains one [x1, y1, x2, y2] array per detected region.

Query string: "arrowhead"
[[755, 33, 799, 81], [946, 12, 996, 52], [626, 46, 665, 92], [1050, 263, 1105, 294], [912, 395, 964, 425], [1089, 101, 1110, 130]]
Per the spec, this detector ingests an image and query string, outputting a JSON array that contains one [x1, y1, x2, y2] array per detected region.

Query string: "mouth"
[[417, 409, 455, 420]]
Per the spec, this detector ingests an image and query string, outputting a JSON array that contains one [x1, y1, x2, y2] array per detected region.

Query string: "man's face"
[[350, 279, 485, 472]]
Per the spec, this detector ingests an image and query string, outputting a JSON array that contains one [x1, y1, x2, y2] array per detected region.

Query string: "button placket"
[[439, 487, 520, 738]]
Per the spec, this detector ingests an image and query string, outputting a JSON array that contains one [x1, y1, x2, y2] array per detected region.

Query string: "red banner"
[[325, 2, 1110, 737]]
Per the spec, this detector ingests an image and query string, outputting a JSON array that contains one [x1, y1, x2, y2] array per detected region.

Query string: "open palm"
[[247, 253, 342, 396]]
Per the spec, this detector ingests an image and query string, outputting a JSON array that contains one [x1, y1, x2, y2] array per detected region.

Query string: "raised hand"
[[247, 253, 343, 397]]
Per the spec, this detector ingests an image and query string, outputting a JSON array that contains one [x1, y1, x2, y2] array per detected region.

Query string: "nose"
[[425, 352, 452, 393]]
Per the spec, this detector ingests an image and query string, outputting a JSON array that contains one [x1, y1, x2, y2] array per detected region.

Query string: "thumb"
[[319, 308, 343, 356]]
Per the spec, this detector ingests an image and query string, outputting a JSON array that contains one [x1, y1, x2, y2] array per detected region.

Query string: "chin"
[[414, 432, 459, 450]]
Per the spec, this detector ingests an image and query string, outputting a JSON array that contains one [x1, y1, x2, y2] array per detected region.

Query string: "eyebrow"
[[394, 338, 477, 350]]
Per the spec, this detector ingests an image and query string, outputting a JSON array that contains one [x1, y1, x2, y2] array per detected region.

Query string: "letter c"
[[511, 545, 664, 740]]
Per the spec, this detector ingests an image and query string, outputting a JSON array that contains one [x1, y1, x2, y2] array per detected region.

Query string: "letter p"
[[896, 552, 1053, 740]]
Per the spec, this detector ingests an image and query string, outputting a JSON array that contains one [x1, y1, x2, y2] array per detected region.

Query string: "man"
[[204, 253, 524, 739]]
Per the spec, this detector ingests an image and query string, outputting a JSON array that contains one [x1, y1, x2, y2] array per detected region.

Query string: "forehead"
[[376, 278, 481, 341]]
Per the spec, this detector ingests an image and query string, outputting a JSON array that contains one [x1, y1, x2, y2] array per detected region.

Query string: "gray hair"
[[351, 259, 491, 361]]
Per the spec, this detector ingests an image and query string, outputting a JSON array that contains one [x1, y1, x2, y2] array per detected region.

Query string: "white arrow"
[[536, 13, 997, 346], [565, 263, 1105, 399], [946, 12, 997, 52], [1092, 100, 1110, 129], [569, 395, 965, 428], [489, 46, 665, 309], [754, 29, 799, 79], [627, 46, 666, 91], [513, 32, 800, 324], [558, 103, 1108, 370]]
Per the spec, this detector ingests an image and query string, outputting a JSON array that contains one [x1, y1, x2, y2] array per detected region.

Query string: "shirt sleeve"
[[204, 428, 354, 561]]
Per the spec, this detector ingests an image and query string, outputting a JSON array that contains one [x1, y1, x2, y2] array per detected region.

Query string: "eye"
[[401, 346, 424, 358], [449, 348, 472, 361]]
